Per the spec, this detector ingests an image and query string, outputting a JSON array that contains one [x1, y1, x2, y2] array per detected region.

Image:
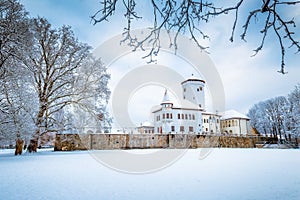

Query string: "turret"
[[161, 89, 173, 109]]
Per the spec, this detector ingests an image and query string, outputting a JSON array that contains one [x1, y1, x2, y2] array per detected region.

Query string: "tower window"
[[183, 96, 185, 99], [200, 87, 203, 91], [171, 126, 175, 132], [199, 104, 201, 108], [178, 114, 180, 119], [189, 126, 194, 132], [183, 88, 186, 92], [197, 88, 199, 92], [180, 126, 184, 132]]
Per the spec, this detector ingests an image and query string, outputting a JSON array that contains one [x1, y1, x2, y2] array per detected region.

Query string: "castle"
[[137, 75, 251, 135]]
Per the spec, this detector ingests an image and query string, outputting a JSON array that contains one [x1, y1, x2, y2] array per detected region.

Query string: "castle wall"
[[54, 134, 268, 151]]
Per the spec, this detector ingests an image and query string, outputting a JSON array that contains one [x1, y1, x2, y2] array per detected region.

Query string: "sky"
[[20, 0, 300, 128]]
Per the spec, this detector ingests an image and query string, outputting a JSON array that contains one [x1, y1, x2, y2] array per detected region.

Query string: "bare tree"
[[23, 18, 110, 151], [0, 0, 34, 148], [287, 84, 300, 136], [0, 64, 36, 147], [91, 0, 300, 74], [0, 0, 31, 78], [248, 87, 300, 140]]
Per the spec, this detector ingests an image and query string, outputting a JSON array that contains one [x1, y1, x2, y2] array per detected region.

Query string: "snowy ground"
[[0, 148, 299, 200]]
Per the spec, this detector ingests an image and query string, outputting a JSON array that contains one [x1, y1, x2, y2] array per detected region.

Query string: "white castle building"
[[142, 75, 251, 135]]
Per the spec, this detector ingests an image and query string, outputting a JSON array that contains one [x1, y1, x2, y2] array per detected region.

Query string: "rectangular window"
[[189, 114, 191, 120], [178, 113, 180, 119], [182, 114, 184, 119], [166, 113, 169, 119], [163, 114, 165, 119], [180, 126, 184, 132], [185, 114, 188, 120], [171, 126, 175, 132], [192, 114, 195, 120], [200, 87, 202, 91], [170, 113, 173, 119], [189, 126, 193, 132]]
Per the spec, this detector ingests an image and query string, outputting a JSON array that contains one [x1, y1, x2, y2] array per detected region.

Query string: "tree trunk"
[[28, 104, 46, 153], [15, 137, 23, 156]]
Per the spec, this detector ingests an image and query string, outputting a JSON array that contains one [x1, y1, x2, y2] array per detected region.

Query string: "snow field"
[[0, 148, 299, 200]]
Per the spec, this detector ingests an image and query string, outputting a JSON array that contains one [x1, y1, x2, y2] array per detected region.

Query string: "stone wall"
[[54, 134, 268, 151]]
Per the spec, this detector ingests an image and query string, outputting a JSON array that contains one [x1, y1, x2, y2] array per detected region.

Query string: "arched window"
[[178, 113, 180, 119]]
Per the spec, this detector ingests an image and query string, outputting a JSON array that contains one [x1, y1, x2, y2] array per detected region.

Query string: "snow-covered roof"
[[181, 74, 205, 84], [139, 121, 154, 127], [221, 110, 250, 120]]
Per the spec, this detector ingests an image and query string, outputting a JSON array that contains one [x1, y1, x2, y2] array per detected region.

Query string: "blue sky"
[[20, 0, 300, 127]]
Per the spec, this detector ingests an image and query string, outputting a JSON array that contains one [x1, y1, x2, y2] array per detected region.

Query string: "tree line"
[[248, 84, 300, 140], [0, 0, 110, 151]]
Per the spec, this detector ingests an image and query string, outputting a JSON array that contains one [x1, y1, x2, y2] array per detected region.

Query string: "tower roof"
[[161, 89, 173, 105], [181, 74, 205, 84]]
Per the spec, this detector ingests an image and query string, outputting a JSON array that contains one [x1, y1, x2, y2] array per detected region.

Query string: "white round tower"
[[181, 74, 205, 109]]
